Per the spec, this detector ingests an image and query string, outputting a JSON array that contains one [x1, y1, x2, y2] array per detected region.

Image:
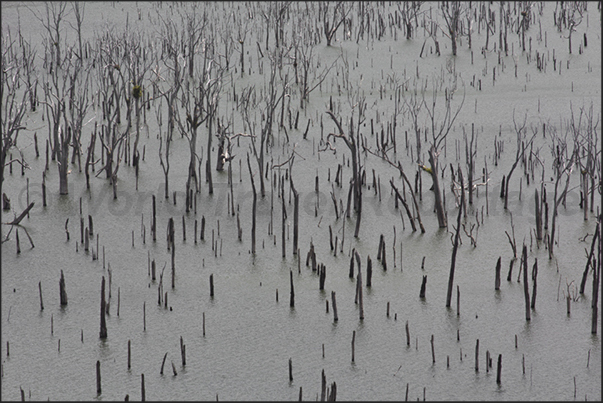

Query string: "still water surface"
[[1, 1, 601, 400]]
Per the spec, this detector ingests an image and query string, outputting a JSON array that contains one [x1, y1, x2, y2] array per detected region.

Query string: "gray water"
[[1, 2, 601, 401]]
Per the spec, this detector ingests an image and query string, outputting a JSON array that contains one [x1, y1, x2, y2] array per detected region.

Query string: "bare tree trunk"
[[446, 166, 464, 307], [58, 127, 71, 195], [428, 147, 447, 228], [246, 153, 256, 255]]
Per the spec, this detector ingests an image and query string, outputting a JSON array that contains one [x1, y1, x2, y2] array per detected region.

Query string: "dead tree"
[[92, 38, 130, 193], [570, 102, 600, 222], [40, 49, 67, 162], [174, 54, 223, 196], [503, 111, 536, 210], [240, 48, 288, 198], [400, 79, 425, 163], [64, 55, 92, 174], [547, 122, 576, 259], [155, 17, 185, 199], [19, 34, 39, 113], [27, 2, 70, 68], [122, 29, 154, 168], [321, 1, 352, 47], [68, 2, 86, 62], [439, 1, 463, 56], [1, 37, 31, 190], [177, 12, 223, 196], [258, 2, 290, 50], [398, 1, 424, 40], [181, 4, 207, 78], [422, 81, 466, 228], [56, 125, 71, 195], [325, 109, 364, 237], [233, 9, 250, 77], [1, 202, 36, 246], [158, 103, 173, 200], [297, 28, 339, 110], [464, 124, 477, 204], [559, 2, 585, 54]]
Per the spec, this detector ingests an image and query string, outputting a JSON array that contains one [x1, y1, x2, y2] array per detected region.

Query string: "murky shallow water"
[[1, 2, 601, 401]]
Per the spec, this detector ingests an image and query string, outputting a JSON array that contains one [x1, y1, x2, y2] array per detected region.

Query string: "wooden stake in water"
[[456, 285, 460, 316], [210, 274, 214, 298], [290, 269, 295, 308], [531, 259, 538, 309], [59, 270, 68, 306], [39, 281, 44, 310], [495, 256, 502, 290], [160, 352, 168, 375], [475, 339, 479, 372], [496, 354, 502, 384], [419, 275, 427, 298], [96, 360, 101, 395], [99, 276, 107, 339], [180, 336, 186, 366], [331, 291, 338, 322], [522, 244, 531, 321]]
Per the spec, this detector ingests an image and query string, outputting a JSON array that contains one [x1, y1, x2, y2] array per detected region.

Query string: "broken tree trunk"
[[59, 270, 68, 306]]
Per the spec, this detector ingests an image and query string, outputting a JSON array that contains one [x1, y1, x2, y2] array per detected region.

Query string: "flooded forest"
[[1, 1, 601, 401]]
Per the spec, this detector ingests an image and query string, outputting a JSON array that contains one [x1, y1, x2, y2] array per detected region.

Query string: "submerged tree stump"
[[419, 275, 427, 298], [495, 256, 502, 290], [331, 291, 338, 322], [290, 270, 295, 308], [496, 354, 502, 384], [59, 270, 68, 306], [96, 360, 101, 395], [38, 281, 44, 311]]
